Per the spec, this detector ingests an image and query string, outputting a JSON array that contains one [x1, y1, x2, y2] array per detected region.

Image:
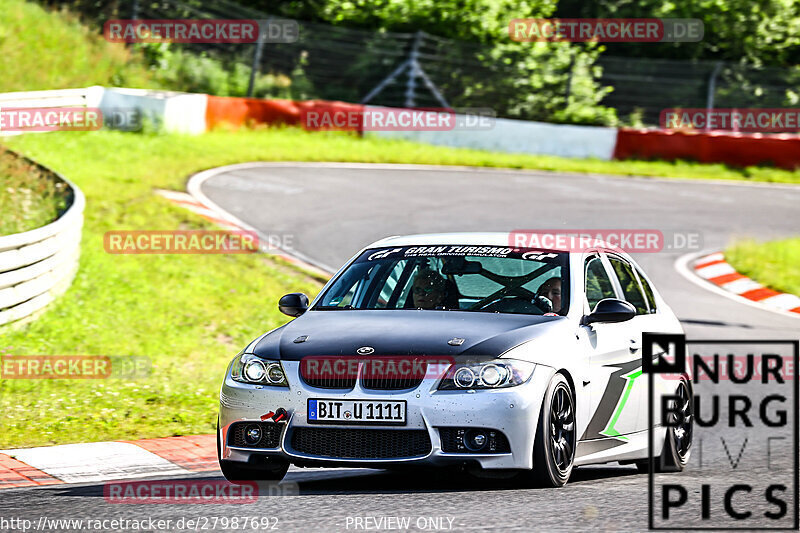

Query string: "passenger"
[[536, 277, 562, 313]]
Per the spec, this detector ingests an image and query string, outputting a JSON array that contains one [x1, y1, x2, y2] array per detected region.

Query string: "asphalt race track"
[[201, 163, 800, 340], [2, 164, 798, 532]]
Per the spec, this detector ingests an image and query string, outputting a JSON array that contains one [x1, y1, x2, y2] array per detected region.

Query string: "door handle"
[[629, 338, 641, 352]]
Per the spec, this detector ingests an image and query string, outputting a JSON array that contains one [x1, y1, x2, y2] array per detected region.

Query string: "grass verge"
[[0, 130, 331, 448], [0, 126, 799, 448], [726, 239, 800, 297], [0, 0, 156, 93], [0, 148, 69, 235]]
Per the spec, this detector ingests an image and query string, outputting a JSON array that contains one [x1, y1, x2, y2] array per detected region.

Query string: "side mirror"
[[279, 293, 309, 317], [583, 299, 636, 325]]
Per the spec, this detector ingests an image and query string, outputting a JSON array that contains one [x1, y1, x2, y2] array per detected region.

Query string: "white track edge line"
[[186, 165, 336, 275], [187, 161, 800, 190]]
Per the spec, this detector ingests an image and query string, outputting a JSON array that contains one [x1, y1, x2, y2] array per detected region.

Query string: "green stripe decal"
[[600, 369, 642, 441]]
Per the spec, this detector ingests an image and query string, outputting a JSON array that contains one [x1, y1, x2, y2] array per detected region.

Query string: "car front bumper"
[[218, 361, 552, 470]]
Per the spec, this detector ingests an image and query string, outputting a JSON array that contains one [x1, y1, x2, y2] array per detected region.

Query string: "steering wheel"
[[470, 285, 538, 311], [531, 295, 554, 313]]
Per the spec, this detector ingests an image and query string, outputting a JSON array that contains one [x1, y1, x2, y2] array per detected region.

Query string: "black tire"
[[217, 420, 290, 482], [635, 378, 693, 473], [520, 373, 576, 487]]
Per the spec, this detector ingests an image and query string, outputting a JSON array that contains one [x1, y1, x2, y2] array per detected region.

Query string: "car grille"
[[228, 422, 283, 448], [291, 428, 432, 459], [361, 367, 426, 390], [300, 360, 428, 390], [300, 374, 358, 389]]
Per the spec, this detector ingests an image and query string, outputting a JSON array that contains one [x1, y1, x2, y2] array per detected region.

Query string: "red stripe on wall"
[[205, 96, 300, 130], [613, 129, 800, 170]]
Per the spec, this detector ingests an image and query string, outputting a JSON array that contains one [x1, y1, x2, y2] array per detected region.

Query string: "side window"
[[585, 256, 616, 310], [636, 267, 657, 313], [609, 257, 648, 315], [374, 261, 406, 308], [319, 262, 378, 308]]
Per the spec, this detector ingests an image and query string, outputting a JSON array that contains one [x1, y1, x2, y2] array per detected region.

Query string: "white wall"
[[96, 87, 207, 134], [367, 111, 618, 160]]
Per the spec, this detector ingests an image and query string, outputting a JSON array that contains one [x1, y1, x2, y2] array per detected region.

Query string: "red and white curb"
[[692, 252, 800, 316], [0, 435, 217, 489], [156, 189, 244, 234], [157, 185, 331, 279]]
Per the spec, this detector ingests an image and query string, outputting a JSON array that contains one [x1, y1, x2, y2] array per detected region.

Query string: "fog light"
[[454, 367, 475, 388], [465, 429, 487, 451], [244, 425, 262, 445]]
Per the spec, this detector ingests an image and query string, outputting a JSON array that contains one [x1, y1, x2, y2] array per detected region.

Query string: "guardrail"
[[0, 87, 102, 138], [0, 153, 84, 327], [0, 87, 93, 108]]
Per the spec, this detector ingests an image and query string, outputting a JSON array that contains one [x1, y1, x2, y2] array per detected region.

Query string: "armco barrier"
[[4, 87, 800, 168], [0, 87, 207, 135], [0, 154, 84, 327], [0, 87, 97, 109], [0, 87, 102, 137], [614, 128, 800, 170]]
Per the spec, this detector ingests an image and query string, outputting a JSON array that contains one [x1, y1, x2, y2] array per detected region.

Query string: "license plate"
[[308, 399, 406, 425]]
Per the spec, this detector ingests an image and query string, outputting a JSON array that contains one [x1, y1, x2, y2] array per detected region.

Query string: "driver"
[[411, 269, 447, 309], [536, 277, 562, 313]]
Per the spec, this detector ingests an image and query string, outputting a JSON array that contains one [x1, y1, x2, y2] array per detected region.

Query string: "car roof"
[[367, 232, 624, 254]]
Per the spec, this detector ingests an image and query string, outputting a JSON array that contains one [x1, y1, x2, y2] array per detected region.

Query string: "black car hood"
[[251, 310, 564, 360]]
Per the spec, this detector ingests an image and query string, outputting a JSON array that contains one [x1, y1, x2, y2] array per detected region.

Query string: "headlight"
[[438, 359, 534, 390], [244, 359, 266, 381], [231, 354, 288, 386]]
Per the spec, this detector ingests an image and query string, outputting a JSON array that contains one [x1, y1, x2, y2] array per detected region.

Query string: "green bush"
[[135, 43, 299, 99]]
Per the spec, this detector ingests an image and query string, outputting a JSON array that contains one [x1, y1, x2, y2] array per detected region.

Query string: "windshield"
[[315, 245, 570, 315]]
